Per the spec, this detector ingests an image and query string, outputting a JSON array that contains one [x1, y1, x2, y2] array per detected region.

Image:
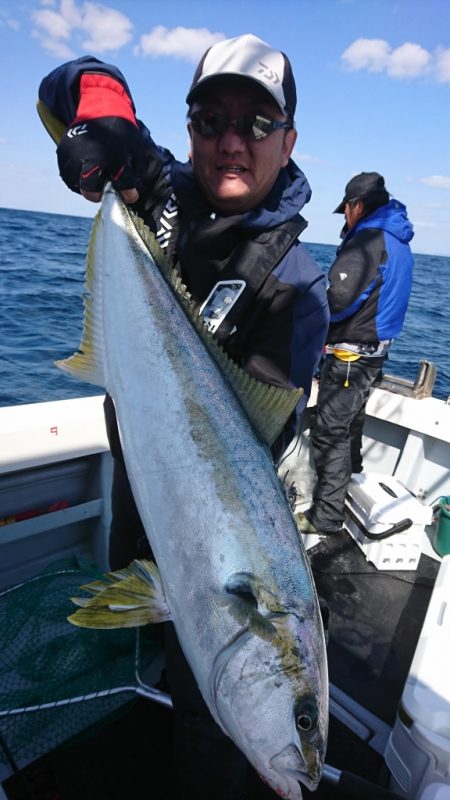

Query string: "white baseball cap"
[[186, 33, 297, 120]]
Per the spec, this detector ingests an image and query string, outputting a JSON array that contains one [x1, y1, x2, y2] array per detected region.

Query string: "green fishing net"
[[0, 557, 163, 771]]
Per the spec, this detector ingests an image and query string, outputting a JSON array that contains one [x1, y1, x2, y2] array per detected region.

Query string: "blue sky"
[[1, 0, 449, 256]]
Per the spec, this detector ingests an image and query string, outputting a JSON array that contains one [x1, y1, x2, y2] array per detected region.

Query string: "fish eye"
[[294, 696, 318, 735], [297, 714, 313, 732]]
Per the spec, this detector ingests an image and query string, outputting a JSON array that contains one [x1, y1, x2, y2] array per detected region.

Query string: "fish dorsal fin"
[[131, 211, 173, 281], [36, 100, 67, 145], [129, 208, 303, 447]]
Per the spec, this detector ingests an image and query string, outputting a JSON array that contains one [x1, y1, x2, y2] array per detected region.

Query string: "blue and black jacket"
[[39, 57, 330, 454], [327, 200, 414, 347]]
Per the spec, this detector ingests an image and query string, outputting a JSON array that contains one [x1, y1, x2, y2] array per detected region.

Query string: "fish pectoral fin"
[[219, 573, 279, 641], [68, 559, 172, 629], [218, 593, 277, 641], [248, 611, 277, 641]]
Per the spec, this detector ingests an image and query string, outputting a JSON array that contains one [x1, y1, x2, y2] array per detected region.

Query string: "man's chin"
[[208, 189, 254, 216]]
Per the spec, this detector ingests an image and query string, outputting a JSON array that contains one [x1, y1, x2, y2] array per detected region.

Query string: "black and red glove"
[[56, 73, 145, 197]]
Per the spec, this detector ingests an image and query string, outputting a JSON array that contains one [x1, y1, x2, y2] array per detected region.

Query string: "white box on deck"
[[385, 556, 450, 798], [344, 472, 433, 571]]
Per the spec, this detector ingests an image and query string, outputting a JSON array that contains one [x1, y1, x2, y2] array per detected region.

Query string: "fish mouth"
[[270, 744, 321, 793]]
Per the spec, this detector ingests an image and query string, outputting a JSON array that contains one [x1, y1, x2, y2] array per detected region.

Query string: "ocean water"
[[1, 206, 449, 407]]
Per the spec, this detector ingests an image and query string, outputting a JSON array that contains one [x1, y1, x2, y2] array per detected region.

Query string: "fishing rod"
[[323, 763, 406, 799]]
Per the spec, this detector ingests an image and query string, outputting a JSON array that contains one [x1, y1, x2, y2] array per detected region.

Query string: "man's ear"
[[186, 123, 193, 160], [355, 199, 366, 220], [282, 127, 297, 166]]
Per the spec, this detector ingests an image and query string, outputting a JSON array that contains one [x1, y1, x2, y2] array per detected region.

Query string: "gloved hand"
[[56, 73, 146, 202], [57, 116, 145, 200]]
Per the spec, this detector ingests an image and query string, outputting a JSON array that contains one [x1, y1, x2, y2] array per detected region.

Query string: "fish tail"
[[68, 559, 172, 629]]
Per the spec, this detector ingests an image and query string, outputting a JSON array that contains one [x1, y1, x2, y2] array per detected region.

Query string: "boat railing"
[[378, 359, 437, 399]]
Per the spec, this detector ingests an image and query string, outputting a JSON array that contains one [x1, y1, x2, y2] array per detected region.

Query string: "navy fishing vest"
[[146, 190, 306, 346]]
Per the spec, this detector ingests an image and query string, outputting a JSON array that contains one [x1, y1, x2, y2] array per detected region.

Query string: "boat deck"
[[310, 532, 439, 726]]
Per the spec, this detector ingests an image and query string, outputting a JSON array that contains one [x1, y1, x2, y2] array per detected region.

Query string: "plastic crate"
[[344, 473, 433, 571]]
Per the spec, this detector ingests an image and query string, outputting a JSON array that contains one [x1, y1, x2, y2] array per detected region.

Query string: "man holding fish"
[[38, 33, 329, 799]]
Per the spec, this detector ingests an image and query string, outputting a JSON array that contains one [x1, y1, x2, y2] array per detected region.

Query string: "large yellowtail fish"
[[60, 185, 328, 798]]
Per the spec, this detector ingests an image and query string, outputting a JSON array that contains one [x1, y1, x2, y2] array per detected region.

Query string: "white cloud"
[[419, 175, 450, 189], [135, 25, 225, 62], [31, 28, 75, 58], [59, 0, 83, 27], [341, 38, 391, 73], [32, 0, 133, 55], [387, 43, 431, 78], [79, 3, 133, 52], [435, 48, 450, 83], [33, 7, 72, 40], [341, 38, 447, 82]]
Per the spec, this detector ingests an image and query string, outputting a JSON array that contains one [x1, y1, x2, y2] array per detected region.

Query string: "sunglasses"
[[189, 110, 292, 141]]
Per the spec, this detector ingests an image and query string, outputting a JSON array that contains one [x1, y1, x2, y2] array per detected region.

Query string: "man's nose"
[[218, 122, 246, 151]]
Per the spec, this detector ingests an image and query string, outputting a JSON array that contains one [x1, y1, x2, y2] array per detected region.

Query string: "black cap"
[[186, 34, 297, 120], [334, 172, 389, 214]]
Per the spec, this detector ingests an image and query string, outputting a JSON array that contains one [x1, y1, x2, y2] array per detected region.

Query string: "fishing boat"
[[0, 358, 449, 800]]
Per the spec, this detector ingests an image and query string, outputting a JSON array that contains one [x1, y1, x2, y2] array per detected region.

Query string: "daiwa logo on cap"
[[186, 33, 297, 120], [257, 60, 280, 86]]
